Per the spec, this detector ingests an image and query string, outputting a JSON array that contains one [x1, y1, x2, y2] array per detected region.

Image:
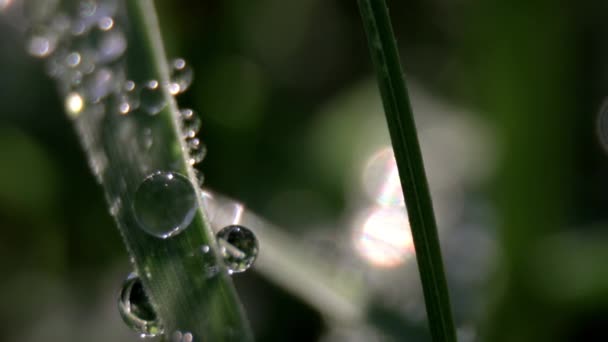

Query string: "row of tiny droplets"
[[21, 1, 211, 339], [23, 0, 206, 182]]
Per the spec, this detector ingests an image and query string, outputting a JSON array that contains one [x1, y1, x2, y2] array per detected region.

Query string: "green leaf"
[[69, 1, 253, 340]]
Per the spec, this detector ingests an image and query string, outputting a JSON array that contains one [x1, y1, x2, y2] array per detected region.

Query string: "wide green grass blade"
[[71, 1, 253, 340], [355, 0, 457, 340]]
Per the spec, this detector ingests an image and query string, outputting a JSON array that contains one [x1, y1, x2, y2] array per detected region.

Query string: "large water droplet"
[[217, 225, 259, 274], [186, 138, 207, 166], [169, 58, 193, 95], [140, 80, 166, 115], [118, 273, 164, 338], [133, 171, 197, 238]]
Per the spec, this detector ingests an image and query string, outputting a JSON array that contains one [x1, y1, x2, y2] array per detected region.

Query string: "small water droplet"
[[110, 198, 121, 216], [200, 245, 210, 253], [118, 273, 164, 338], [180, 108, 201, 138], [98, 16, 114, 30], [217, 225, 259, 274], [118, 80, 139, 114], [140, 128, 154, 150], [193, 169, 205, 187], [171, 331, 183, 342], [140, 80, 166, 115], [133, 171, 197, 238], [66, 51, 81, 67], [26, 26, 58, 58], [186, 138, 207, 165], [169, 58, 193, 95]]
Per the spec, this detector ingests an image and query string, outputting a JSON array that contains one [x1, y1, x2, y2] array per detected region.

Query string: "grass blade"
[[356, 0, 457, 340], [70, 1, 254, 340]]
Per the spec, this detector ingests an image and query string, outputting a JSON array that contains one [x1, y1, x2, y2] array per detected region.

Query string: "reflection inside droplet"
[[118, 273, 164, 338], [353, 207, 414, 268], [65, 92, 84, 117], [217, 225, 259, 274], [363, 147, 405, 207]]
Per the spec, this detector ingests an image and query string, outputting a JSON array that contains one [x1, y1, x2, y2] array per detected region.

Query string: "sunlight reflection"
[[354, 207, 414, 268], [0, 0, 13, 11], [65, 92, 84, 117], [363, 146, 404, 207]]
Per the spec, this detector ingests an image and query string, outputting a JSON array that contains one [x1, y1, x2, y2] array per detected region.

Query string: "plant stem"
[[356, 1, 457, 341]]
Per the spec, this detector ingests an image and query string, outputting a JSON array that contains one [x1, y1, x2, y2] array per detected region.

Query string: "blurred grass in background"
[[1, 0, 608, 341]]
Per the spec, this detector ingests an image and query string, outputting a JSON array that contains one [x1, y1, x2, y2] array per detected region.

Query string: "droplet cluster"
[[21, 0, 206, 183]]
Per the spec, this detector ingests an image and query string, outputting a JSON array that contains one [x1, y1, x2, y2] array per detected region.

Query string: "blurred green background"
[[1, 0, 608, 341]]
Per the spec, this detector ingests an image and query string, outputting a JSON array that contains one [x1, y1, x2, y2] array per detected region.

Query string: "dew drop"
[[140, 80, 166, 115], [66, 51, 81, 67], [186, 138, 207, 166], [133, 171, 197, 238], [26, 26, 58, 58], [171, 331, 183, 342], [118, 273, 164, 338], [169, 58, 193, 95], [118, 80, 139, 114], [216, 225, 259, 274], [180, 108, 201, 138], [193, 169, 205, 187], [99, 16, 114, 30]]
